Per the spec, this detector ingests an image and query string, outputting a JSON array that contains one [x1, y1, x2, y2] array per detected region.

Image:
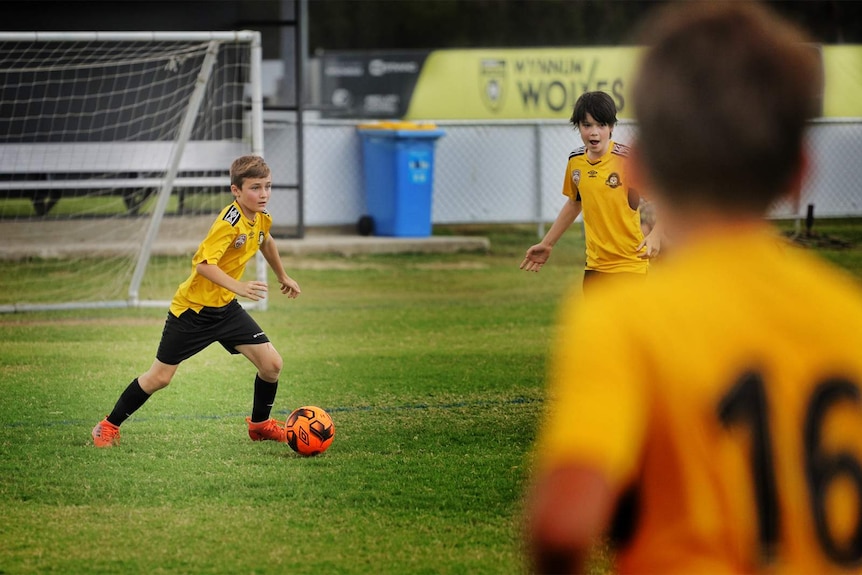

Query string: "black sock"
[[106, 378, 151, 427], [251, 374, 278, 423]]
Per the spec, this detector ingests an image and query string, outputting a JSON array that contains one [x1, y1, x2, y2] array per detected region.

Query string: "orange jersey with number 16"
[[537, 225, 862, 573]]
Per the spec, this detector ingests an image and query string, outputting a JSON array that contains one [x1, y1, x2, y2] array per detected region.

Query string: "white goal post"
[[0, 31, 268, 313]]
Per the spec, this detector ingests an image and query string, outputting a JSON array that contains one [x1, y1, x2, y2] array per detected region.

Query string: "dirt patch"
[[786, 231, 855, 250], [0, 216, 212, 260], [284, 260, 390, 271], [0, 316, 163, 328], [412, 261, 489, 270], [283, 259, 489, 271]]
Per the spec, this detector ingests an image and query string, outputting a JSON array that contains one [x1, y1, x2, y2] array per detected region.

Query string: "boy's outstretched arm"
[[525, 463, 615, 574], [520, 198, 582, 272], [260, 232, 300, 298]]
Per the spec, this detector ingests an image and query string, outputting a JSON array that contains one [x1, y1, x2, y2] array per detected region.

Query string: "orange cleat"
[[246, 417, 286, 442], [92, 418, 121, 448]]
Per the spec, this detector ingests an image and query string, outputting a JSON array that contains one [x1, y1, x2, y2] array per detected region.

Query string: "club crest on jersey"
[[572, 169, 581, 186], [234, 234, 247, 249], [606, 172, 622, 188], [223, 205, 241, 226], [258, 231, 265, 245]]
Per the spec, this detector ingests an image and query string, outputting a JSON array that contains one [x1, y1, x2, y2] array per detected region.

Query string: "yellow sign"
[[822, 46, 862, 118], [405, 47, 642, 120], [405, 45, 862, 120]]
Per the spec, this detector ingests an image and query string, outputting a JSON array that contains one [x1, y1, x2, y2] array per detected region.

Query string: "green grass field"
[[1, 220, 860, 574]]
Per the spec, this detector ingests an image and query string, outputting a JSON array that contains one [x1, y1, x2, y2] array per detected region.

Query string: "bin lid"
[[357, 121, 445, 139], [357, 121, 438, 131]]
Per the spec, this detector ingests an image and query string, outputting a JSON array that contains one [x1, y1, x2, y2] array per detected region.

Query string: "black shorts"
[[156, 299, 270, 365], [582, 269, 647, 296]]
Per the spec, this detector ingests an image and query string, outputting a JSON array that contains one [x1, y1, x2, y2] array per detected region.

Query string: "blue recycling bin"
[[357, 122, 445, 237]]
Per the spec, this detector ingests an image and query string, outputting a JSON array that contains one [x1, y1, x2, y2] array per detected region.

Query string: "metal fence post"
[[534, 122, 545, 238]]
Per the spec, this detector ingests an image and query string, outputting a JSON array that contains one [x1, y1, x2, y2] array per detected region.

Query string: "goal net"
[[0, 31, 266, 313]]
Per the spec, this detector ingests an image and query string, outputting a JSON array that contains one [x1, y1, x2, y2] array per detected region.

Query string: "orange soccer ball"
[[285, 406, 335, 456]]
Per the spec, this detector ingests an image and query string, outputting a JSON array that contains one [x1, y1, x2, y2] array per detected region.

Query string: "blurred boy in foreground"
[[525, 2, 862, 573]]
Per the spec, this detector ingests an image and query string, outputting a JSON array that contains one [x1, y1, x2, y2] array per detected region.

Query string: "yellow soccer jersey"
[[538, 225, 862, 573], [170, 201, 272, 316], [562, 141, 647, 273]]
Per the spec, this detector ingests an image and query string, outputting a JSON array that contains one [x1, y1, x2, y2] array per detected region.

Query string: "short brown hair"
[[230, 155, 271, 189], [632, 2, 820, 213], [570, 91, 618, 128]]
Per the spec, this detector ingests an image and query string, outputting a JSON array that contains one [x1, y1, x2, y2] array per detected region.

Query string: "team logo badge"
[[479, 58, 506, 113], [223, 205, 241, 226], [234, 234, 247, 249], [258, 231, 265, 245], [572, 169, 581, 186], [606, 172, 622, 188]]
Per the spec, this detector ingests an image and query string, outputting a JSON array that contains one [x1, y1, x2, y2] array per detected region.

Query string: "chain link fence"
[[262, 117, 862, 234], [794, 120, 862, 217]]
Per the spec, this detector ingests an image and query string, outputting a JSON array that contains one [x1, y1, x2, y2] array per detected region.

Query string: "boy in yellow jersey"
[[92, 155, 301, 447], [520, 91, 661, 294], [525, 3, 862, 574]]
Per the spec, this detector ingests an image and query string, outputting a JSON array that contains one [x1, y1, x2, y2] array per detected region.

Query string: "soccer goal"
[[0, 31, 267, 313]]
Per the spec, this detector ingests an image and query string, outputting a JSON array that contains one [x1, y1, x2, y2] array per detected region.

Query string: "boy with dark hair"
[[569, 90, 617, 128], [92, 155, 301, 447], [525, 2, 862, 573], [520, 90, 661, 294]]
